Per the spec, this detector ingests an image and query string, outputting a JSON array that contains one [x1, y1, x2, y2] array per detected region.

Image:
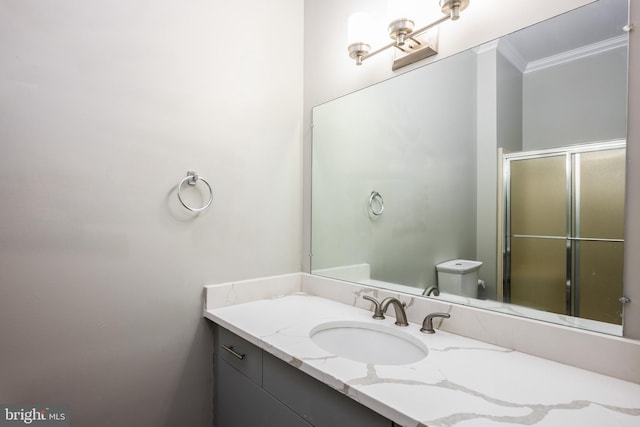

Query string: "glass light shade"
[[348, 12, 373, 44]]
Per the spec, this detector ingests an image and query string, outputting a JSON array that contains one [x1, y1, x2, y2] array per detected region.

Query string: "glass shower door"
[[573, 149, 625, 324], [504, 143, 625, 325], [508, 155, 568, 314]]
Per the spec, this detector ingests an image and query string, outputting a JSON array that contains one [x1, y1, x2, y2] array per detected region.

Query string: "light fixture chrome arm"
[[405, 14, 451, 43], [349, 40, 394, 64], [348, 0, 469, 67], [349, 16, 449, 66], [370, 14, 449, 59]]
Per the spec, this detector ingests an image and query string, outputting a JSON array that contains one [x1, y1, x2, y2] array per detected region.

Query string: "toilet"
[[436, 259, 483, 298]]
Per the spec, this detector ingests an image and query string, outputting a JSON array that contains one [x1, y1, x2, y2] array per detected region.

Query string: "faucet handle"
[[363, 295, 385, 319], [420, 312, 451, 334]]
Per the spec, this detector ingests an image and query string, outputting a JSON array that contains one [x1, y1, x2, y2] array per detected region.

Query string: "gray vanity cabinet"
[[214, 325, 311, 427], [216, 352, 312, 427], [213, 324, 396, 427], [262, 351, 392, 427]]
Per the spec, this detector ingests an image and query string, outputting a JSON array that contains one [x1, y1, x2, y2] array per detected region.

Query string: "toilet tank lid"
[[436, 259, 482, 273]]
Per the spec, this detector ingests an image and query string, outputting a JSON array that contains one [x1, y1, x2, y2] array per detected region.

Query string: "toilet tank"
[[436, 259, 482, 298]]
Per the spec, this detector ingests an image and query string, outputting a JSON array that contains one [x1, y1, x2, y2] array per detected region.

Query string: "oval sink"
[[310, 321, 428, 365]]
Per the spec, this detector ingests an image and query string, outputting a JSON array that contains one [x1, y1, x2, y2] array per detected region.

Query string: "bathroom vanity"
[[214, 324, 395, 426], [204, 274, 640, 427]]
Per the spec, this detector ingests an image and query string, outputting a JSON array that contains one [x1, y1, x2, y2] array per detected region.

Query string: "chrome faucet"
[[363, 295, 385, 319], [422, 285, 440, 296], [380, 297, 409, 326], [420, 312, 451, 334]]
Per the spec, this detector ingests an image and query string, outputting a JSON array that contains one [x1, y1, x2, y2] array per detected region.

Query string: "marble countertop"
[[205, 292, 640, 427]]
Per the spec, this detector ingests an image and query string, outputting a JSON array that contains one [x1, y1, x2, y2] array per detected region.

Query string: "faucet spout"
[[423, 285, 440, 296], [380, 297, 409, 326]]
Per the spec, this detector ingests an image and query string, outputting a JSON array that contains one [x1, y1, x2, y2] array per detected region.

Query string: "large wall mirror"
[[311, 0, 629, 335]]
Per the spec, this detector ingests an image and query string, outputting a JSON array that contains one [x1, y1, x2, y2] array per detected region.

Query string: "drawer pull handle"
[[222, 344, 245, 360]]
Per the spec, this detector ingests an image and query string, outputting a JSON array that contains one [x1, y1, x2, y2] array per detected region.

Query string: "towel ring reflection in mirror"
[[177, 171, 213, 213], [369, 190, 384, 216]]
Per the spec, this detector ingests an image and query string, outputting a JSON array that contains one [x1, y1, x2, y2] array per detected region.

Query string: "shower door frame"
[[501, 140, 626, 318]]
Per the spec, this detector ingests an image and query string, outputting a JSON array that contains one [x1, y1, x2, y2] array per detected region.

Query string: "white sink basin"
[[310, 321, 428, 365]]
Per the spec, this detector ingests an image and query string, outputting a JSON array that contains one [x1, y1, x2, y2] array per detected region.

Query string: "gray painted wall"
[[0, 1, 303, 425], [497, 47, 524, 154], [523, 46, 628, 149], [474, 44, 499, 299]]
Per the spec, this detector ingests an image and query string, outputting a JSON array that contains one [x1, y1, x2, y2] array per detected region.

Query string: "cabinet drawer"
[[216, 359, 312, 427], [263, 352, 392, 427], [216, 325, 262, 385]]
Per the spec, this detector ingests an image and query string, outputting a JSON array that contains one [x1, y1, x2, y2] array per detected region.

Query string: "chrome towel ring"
[[177, 171, 213, 213], [369, 190, 384, 216]]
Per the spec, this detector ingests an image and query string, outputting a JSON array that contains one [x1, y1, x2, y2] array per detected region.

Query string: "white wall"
[[0, 1, 302, 425], [304, 0, 640, 339]]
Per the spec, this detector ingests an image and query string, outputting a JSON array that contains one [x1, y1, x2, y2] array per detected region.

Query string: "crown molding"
[[496, 39, 528, 72], [525, 34, 628, 73]]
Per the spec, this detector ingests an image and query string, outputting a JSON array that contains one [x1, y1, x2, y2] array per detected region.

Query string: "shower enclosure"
[[502, 141, 625, 325]]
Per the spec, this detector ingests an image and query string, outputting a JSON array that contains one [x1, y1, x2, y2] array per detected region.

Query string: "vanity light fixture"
[[348, 0, 470, 70]]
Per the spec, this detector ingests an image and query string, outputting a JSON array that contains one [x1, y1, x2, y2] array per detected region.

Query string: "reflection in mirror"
[[311, 0, 628, 335]]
